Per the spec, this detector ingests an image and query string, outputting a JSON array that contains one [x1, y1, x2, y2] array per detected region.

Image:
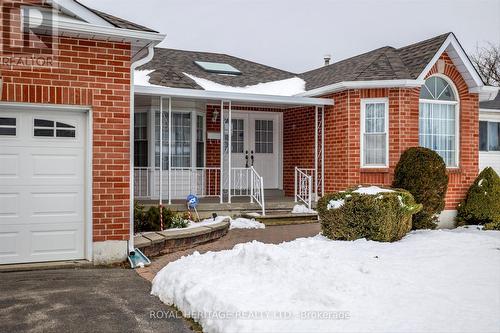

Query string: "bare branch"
[[471, 42, 500, 87]]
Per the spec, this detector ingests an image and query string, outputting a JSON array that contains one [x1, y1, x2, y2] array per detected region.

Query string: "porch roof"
[[134, 85, 334, 107]]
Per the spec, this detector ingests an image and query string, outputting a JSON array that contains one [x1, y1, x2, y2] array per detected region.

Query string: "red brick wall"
[[0, 1, 132, 242], [284, 52, 478, 209]]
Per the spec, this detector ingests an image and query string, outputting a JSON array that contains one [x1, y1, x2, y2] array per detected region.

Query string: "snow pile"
[[175, 215, 264, 230], [327, 199, 345, 210], [291, 204, 317, 214], [229, 217, 265, 230], [152, 228, 500, 333], [183, 73, 306, 96], [353, 186, 394, 195]]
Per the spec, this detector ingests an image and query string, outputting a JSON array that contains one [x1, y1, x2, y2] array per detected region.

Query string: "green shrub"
[[392, 147, 448, 230], [171, 215, 189, 229], [457, 167, 500, 228], [317, 186, 422, 242], [134, 203, 176, 232]]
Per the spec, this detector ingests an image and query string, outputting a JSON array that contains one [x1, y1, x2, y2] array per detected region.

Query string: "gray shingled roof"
[[137, 48, 296, 89], [75, 1, 158, 33], [480, 93, 500, 110], [300, 33, 451, 90], [139, 33, 454, 92]]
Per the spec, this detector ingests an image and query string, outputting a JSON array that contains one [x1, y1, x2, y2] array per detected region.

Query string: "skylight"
[[194, 61, 241, 75]]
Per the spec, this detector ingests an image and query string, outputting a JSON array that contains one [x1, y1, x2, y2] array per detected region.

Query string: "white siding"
[[479, 109, 500, 175]]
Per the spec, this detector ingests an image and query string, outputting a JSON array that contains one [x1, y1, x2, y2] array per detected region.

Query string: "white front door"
[[229, 112, 281, 189], [0, 109, 86, 264]]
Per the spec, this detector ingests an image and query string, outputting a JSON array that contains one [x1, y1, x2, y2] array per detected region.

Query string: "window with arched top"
[[419, 75, 459, 167]]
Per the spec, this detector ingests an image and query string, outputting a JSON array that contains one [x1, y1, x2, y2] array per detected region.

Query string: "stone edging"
[[133, 218, 230, 258]]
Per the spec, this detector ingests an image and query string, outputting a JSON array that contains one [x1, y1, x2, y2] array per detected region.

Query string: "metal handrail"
[[295, 167, 313, 209], [250, 166, 265, 216]]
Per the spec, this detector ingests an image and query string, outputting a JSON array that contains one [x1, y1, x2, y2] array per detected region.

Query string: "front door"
[[229, 112, 281, 189]]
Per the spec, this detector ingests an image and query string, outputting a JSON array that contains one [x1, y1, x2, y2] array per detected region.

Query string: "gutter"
[[134, 85, 334, 106], [297, 79, 425, 97], [128, 43, 157, 255]]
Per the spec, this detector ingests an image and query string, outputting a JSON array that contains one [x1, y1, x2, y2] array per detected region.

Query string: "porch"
[[132, 86, 333, 214]]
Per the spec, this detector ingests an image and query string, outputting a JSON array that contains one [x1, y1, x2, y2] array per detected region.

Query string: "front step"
[[242, 210, 319, 226]]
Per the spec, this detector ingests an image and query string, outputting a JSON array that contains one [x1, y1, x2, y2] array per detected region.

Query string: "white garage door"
[[0, 109, 86, 264]]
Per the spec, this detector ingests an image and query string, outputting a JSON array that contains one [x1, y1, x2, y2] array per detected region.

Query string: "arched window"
[[419, 75, 459, 167]]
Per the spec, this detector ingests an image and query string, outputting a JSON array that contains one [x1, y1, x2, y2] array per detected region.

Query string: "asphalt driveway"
[[0, 268, 193, 333]]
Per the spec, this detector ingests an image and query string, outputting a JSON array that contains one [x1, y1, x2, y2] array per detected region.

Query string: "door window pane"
[[255, 120, 273, 154], [33, 119, 76, 138], [231, 119, 244, 153]]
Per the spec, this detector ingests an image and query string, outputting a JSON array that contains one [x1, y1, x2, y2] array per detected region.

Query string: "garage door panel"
[[30, 223, 83, 257], [0, 225, 27, 264], [0, 110, 87, 265], [30, 189, 82, 224], [0, 153, 19, 178]]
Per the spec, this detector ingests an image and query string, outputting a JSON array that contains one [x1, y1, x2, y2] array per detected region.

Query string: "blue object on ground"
[[128, 248, 151, 269], [187, 194, 199, 208]]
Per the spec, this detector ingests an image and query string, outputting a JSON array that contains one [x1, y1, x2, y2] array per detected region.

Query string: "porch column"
[[315, 106, 319, 201], [159, 97, 163, 206], [321, 105, 325, 197], [228, 101, 232, 204], [167, 97, 172, 205], [219, 100, 224, 203]]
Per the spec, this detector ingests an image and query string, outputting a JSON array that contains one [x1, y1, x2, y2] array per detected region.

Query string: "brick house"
[[0, 1, 498, 265]]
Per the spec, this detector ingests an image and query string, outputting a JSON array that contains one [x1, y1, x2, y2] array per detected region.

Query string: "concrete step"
[[242, 210, 319, 226]]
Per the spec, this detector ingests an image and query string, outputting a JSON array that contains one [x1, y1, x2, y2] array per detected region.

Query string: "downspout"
[[129, 43, 156, 254]]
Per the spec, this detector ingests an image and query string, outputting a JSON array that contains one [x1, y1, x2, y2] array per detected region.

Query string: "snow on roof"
[[183, 73, 306, 96], [134, 70, 161, 87]]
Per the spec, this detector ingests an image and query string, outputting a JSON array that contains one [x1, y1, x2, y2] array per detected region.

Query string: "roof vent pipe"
[[324, 54, 331, 66]]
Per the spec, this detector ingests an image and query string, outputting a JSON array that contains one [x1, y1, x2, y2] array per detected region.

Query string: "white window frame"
[[360, 98, 389, 168], [418, 74, 460, 169]]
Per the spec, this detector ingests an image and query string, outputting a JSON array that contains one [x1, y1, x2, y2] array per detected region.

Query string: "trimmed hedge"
[[317, 186, 422, 242], [392, 147, 448, 230], [457, 167, 500, 229]]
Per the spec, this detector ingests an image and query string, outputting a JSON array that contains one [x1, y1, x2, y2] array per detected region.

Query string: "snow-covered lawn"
[[171, 216, 265, 230], [152, 228, 500, 333]]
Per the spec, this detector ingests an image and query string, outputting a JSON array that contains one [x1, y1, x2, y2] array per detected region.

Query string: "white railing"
[[171, 167, 221, 198], [134, 167, 221, 200], [250, 166, 265, 216], [295, 167, 313, 209], [231, 167, 252, 197], [134, 167, 152, 199]]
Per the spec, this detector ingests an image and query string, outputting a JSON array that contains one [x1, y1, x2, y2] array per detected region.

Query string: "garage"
[[0, 108, 88, 264]]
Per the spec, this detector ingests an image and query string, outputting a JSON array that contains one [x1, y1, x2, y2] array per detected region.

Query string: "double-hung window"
[[480, 121, 500, 152], [361, 98, 389, 167], [419, 76, 459, 167]]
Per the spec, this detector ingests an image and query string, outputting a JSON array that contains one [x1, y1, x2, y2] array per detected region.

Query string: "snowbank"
[[152, 228, 500, 333], [176, 216, 264, 230], [229, 217, 265, 230], [291, 204, 317, 214], [183, 73, 306, 96]]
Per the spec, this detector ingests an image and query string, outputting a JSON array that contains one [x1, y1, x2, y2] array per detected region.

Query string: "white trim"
[[50, 0, 113, 27], [360, 98, 389, 168], [298, 80, 424, 97], [26, 15, 165, 43], [418, 74, 460, 168], [0, 102, 93, 262], [417, 34, 484, 90], [135, 85, 333, 106]]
